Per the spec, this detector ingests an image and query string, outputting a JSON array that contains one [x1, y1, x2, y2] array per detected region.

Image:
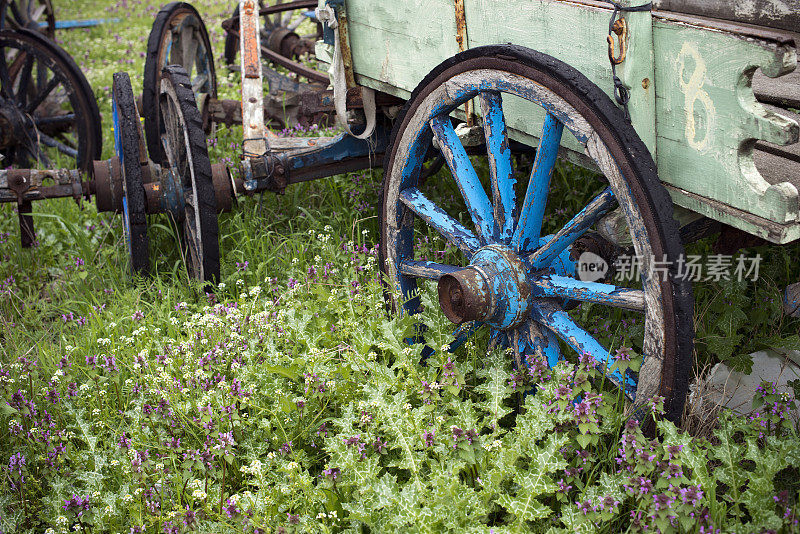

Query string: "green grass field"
[[0, 1, 799, 532]]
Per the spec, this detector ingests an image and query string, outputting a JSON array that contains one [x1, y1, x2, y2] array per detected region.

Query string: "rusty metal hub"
[[265, 27, 313, 59], [0, 103, 34, 149], [438, 244, 532, 329], [92, 157, 124, 213]]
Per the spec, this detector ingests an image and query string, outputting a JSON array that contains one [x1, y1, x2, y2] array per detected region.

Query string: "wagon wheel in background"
[[0, 29, 101, 246], [222, 0, 325, 83], [112, 71, 150, 276], [0, 0, 55, 39], [143, 2, 217, 165], [380, 45, 695, 424], [159, 64, 219, 288]]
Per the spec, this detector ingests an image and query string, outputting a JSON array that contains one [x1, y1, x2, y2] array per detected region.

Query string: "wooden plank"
[[268, 136, 336, 153], [756, 139, 800, 165], [754, 102, 800, 191], [756, 105, 800, 166], [754, 69, 800, 110], [754, 149, 800, 190], [653, 0, 800, 33], [652, 17, 799, 227], [666, 184, 800, 244]]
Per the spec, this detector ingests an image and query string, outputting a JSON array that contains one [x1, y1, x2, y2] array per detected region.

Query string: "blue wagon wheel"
[[143, 2, 217, 165], [112, 71, 150, 276], [379, 46, 694, 422]]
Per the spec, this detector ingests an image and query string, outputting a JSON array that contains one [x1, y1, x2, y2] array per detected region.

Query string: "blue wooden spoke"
[[429, 115, 498, 243], [519, 320, 561, 369], [534, 302, 635, 397], [399, 187, 481, 256], [479, 91, 516, 243], [488, 328, 502, 352], [531, 275, 645, 312], [449, 321, 482, 352], [399, 259, 461, 281], [512, 113, 564, 254], [527, 187, 616, 270]]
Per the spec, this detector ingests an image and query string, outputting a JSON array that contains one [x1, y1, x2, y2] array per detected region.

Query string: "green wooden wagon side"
[[317, 0, 800, 242]]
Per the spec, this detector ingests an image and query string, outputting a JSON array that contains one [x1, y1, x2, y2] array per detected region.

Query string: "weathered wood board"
[[754, 68, 800, 109], [316, 0, 800, 242], [654, 0, 800, 33], [651, 17, 799, 241]]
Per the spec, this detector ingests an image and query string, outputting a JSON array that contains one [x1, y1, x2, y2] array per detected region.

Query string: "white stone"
[[693, 349, 800, 424]]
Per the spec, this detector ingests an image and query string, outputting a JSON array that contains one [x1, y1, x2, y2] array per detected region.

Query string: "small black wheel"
[[0, 29, 101, 171], [143, 2, 216, 165], [159, 64, 219, 287], [380, 45, 694, 423], [0, 0, 55, 39], [113, 71, 150, 276]]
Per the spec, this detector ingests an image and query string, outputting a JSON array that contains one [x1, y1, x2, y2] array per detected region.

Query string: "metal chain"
[[601, 1, 652, 122]]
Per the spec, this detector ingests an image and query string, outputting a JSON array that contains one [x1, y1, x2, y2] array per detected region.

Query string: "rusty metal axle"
[[438, 244, 532, 329]]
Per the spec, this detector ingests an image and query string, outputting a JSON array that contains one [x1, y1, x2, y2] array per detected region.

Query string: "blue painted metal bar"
[[399, 259, 461, 281], [526, 187, 616, 270], [479, 91, 516, 244], [40, 19, 121, 30], [531, 275, 645, 312], [399, 187, 481, 256], [513, 113, 564, 254], [429, 115, 498, 244], [533, 304, 635, 397], [244, 125, 391, 191]]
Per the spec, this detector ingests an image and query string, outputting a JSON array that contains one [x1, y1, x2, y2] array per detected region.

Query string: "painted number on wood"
[[677, 42, 716, 152]]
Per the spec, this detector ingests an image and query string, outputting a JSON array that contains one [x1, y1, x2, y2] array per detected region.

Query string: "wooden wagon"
[[2, 0, 798, 423], [292, 0, 799, 421]]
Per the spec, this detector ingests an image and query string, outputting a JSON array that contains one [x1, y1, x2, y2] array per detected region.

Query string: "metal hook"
[[607, 18, 628, 65]]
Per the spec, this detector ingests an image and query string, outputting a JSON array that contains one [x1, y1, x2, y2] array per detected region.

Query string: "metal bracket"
[[240, 0, 270, 157], [238, 123, 390, 194]]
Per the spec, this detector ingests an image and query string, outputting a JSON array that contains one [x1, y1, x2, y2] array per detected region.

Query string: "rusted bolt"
[[642, 78, 650, 90]]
